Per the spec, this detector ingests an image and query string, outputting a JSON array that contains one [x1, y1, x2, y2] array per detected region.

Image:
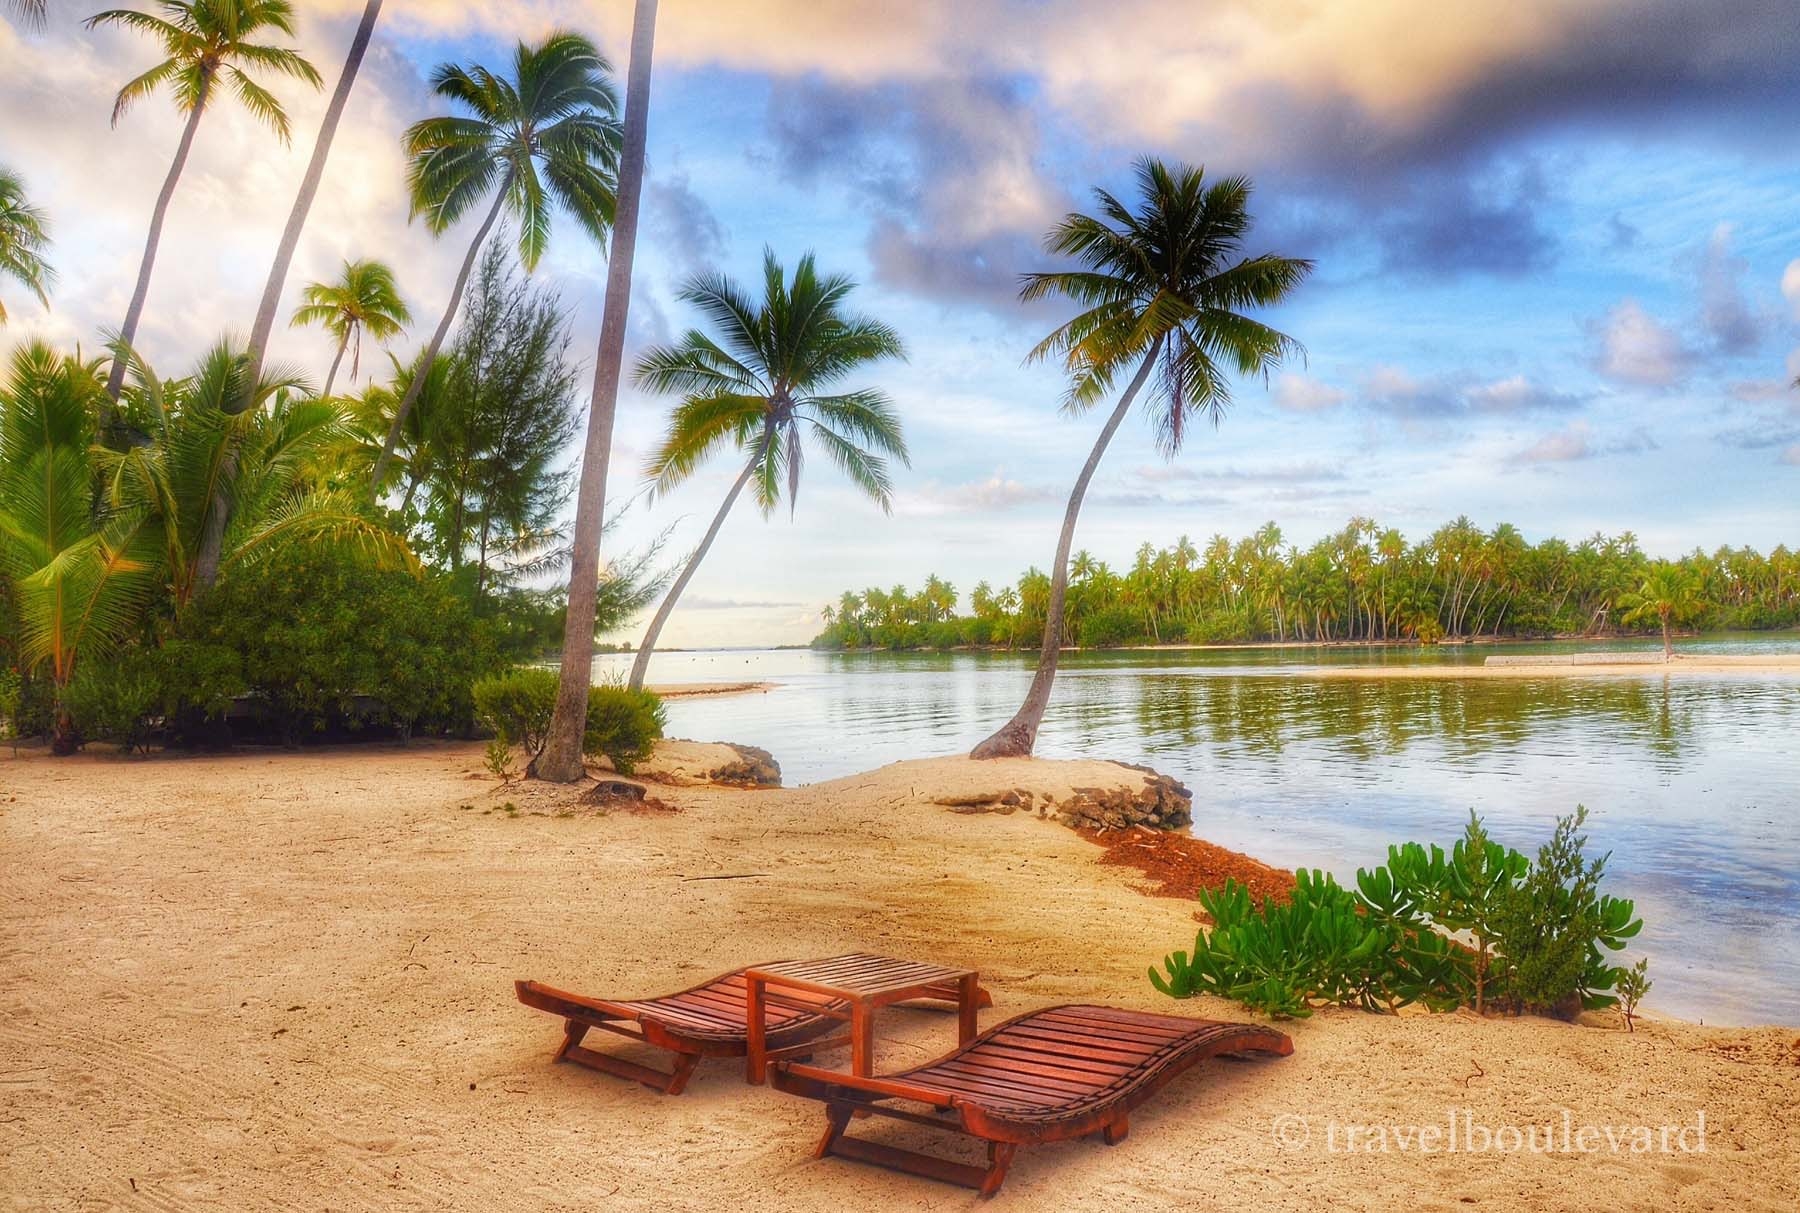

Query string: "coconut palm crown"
[[290, 259, 411, 397], [0, 167, 54, 324]]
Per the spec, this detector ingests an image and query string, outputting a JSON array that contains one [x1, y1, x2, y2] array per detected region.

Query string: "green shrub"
[[183, 547, 501, 743], [472, 668, 666, 774], [472, 666, 560, 758], [1077, 607, 1140, 648], [1150, 807, 1646, 1020], [63, 653, 163, 753], [0, 666, 20, 742], [583, 684, 666, 774]]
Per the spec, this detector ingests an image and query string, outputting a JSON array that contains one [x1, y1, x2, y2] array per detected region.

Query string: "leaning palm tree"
[[243, 0, 384, 392], [0, 167, 54, 324], [971, 158, 1312, 759], [624, 250, 908, 692], [291, 259, 410, 397], [88, 0, 321, 400], [368, 30, 621, 491]]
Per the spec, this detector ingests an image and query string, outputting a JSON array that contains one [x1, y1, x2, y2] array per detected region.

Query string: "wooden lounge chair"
[[770, 1003, 1292, 1197], [515, 967, 989, 1095]]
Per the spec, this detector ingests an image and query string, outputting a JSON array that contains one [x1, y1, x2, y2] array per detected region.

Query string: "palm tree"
[[0, 167, 55, 324], [87, 0, 321, 401], [243, 0, 384, 391], [103, 340, 411, 610], [534, 0, 655, 784], [622, 250, 907, 692], [368, 30, 621, 491], [290, 259, 410, 397], [1619, 563, 1702, 658], [971, 158, 1311, 758], [0, 345, 161, 752]]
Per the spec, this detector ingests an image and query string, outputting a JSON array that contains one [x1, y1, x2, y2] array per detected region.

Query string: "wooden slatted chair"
[[515, 972, 846, 1094], [770, 1003, 1292, 1197]]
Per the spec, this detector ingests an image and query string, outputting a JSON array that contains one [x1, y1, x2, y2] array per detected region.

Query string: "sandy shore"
[[3, 744, 1796, 1211], [646, 680, 778, 698], [1304, 654, 1800, 680]]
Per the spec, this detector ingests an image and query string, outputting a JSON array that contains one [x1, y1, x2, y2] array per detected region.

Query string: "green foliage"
[[472, 666, 559, 758], [813, 522, 1800, 649], [471, 667, 664, 773], [63, 651, 163, 753], [582, 684, 666, 774], [1491, 807, 1643, 1014], [1151, 808, 1647, 1021], [1617, 958, 1652, 1031], [183, 546, 499, 743], [0, 666, 18, 740], [484, 735, 516, 782], [0, 164, 55, 324]]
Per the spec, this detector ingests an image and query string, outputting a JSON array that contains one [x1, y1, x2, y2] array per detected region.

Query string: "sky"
[[2, 0, 1798, 647]]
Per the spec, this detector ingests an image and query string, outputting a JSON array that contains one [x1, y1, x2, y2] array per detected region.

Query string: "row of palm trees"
[[815, 525, 1794, 653], [4, 2, 1323, 770]]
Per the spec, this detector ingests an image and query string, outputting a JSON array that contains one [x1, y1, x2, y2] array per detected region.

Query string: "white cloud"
[[902, 470, 1058, 515], [1591, 299, 1689, 387], [1782, 445, 1800, 467], [1271, 371, 1347, 413], [1509, 420, 1657, 465], [1782, 258, 1800, 324]]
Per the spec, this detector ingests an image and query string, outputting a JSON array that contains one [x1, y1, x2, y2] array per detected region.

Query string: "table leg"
[[958, 972, 979, 1044], [850, 1000, 873, 1076], [746, 974, 767, 1084]]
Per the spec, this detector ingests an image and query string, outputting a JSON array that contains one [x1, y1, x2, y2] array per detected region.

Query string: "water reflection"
[[593, 643, 1800, 1025]]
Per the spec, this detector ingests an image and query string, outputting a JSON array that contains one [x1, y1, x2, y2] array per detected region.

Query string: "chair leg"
[[979, 1143, 1017, 1199], [663, 1051, 701, 1096], [554, 1020, 589, 1061], [1103, 1115, 1129, 1146], [816, 1103, 855, 1158]]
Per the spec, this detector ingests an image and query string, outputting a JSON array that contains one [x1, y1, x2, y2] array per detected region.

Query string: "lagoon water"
[[593, 636, 1800, 1026]]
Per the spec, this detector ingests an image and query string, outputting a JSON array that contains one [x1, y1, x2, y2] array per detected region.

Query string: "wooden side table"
[[744, 953, 985, 1084]]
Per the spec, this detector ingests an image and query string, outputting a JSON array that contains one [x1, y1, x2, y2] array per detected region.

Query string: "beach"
[[3, 742, 1796, 1211]]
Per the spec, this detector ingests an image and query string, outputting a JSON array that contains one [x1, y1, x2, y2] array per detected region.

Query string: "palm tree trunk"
[[1661, 608, 1673, 658], [532, 0, 658, 783], [243, 0, 383, 391], [970, 341, 1161, 760], [368, 183, 508, 495], [628, 436, 767, 692], [105, 77, 212, 403], [322, 332, 349, 398]]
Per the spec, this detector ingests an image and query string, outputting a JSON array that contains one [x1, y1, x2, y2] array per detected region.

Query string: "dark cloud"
[[1693, 225, 1763, 356], [645, 171, 728, 277], [1372, 163, 1556, 277], [1714, 417, 1800, 451]]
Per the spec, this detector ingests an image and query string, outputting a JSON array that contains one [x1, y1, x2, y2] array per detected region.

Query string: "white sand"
[[2, 743, 1795, 1211]]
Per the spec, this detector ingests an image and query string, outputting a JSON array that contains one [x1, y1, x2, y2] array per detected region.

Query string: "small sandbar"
[[645, 679, 778, 698]]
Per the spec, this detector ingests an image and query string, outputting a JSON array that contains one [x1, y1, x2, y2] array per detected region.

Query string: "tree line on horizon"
[[812, 519, 1799, 652]]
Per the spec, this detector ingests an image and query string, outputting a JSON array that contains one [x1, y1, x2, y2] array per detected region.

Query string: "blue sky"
[[2, 1, 1797, 645]]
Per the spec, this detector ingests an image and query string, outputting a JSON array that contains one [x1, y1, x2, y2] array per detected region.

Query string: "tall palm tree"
[[0, 167, 54, 325], [624, 250, 908, 692], [290, 259, 410, 397], [88, 0, 321, 401], [534, 0, 655, 784], [971, 158, 1311, 758], [368, 30, 621, 491], [243, 0, 384, 392]]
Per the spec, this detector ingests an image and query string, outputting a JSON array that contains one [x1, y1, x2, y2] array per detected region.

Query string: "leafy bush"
[[1077, 606, 1140, 648], [1151, 807, 1647, 1020], [472, 666, 559, 758], [472, 667, 666, 774], [0, 666, 20, 742], [182, 547, 501, 743], [582, 684, 666, 774], [63, 653, 163, 753]]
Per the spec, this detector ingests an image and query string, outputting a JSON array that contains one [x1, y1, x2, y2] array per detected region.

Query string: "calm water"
[[593, 636, 1800, 1026]]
